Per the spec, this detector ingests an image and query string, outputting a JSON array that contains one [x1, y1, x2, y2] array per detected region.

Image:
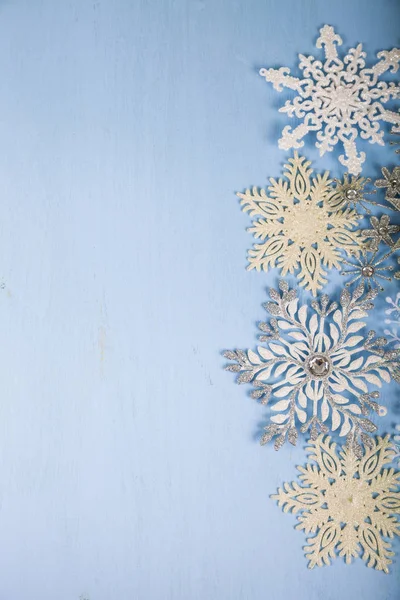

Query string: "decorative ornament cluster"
[[224, 24, 400, 573]]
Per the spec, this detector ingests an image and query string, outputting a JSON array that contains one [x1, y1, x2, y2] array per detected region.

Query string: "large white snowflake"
[[260, 25, 400, 175], [272, 435, 400, 573], [224, 282, 399, 450]]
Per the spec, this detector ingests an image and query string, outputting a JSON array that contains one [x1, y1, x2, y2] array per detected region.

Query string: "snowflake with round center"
[[375, 166, 400, 210], [272, 435, 400, 573], [259, 25, 400, 175], [224, 282, 400, 450], [340, 248, 394, 291], [239, 153, 362, 296]]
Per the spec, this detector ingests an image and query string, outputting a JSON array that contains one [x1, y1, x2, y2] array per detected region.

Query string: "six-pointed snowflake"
[[362, 215, 400, 251], [340, 248, 394, 291], [272, 435, 400, 573], [329, 174, 378, 214], [224, 282, 399, 450], [260, 25, 400, 175], [239, 153, 362, 296], [375, 166, 400, 210]]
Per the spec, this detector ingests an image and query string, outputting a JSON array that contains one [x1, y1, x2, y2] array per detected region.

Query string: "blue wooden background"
[[0, 1, 399, 598]]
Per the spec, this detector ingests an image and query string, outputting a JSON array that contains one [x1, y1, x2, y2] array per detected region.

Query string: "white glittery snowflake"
[[384, 292, 400, 347], [272, 435, 400, 573], [260, 25, 400, 175], [224, 282, 399, 450], [239, 153, 362, 296]]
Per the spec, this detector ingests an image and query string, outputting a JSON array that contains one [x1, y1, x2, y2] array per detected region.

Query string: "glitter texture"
[[340, 249, 394, 291], [260, 25, 400, 175], [375, 166, 400, 210], [224, 282, 399, 450], [362, 215, 400, 251], [272, 435, 400, 573], [238, 153, 362, 296], [329, 174, 379, 214]]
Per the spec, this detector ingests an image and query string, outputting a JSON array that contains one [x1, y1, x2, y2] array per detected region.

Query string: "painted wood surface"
[[0, 1, 399, 598]]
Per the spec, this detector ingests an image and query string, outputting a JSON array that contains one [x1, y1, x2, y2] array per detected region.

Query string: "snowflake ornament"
[[239, 153, 362, 296], [224, 282, 399, 450], [340, 248, 394, 291], [361, 215, 400, 251], [375, 166, 400, 210], [359, 216, 400, 281], [384, 293, 400, 347], [272, 435, 400, 573], [260, 25, 400, 175], [329, 174, 379, 215]]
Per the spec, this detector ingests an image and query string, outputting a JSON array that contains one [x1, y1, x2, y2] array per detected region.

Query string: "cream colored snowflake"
[[238, 153, 362, 296], [260, 25, 400, 175], [272, 435, 400, 573]]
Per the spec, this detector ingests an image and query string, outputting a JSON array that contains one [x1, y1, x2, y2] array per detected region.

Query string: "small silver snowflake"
[[340, 249, 394, 291], [224, 282, 399, 450], [375, 166, 400, 210], [361, 215, 400, 251], [260, 25, 400, 175], [329, 174, 379, 215]]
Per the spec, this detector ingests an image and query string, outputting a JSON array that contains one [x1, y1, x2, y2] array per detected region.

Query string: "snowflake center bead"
[[306, 354, 331, 378], [345, 188, 358, 201], [361, 265, 375, 277]]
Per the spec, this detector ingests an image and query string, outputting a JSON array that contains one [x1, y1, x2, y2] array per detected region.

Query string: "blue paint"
[[0, 1, 399, 598]]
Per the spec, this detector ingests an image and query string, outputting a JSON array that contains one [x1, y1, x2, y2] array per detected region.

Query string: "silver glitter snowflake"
[[375, 166, 400, 210], [340, 249, 394, 291], [384, 293, 400, 347], [224, 282, 399, 450], [362, 215, 400, 251], [360, 216, 400, 280], [329, 174, 379, 215], [260, 25, 400, 175]]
